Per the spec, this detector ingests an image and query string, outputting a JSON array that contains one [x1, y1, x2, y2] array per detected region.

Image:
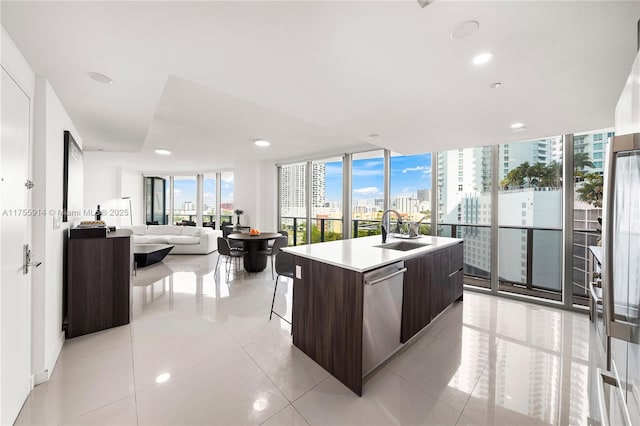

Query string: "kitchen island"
[[282, 235, 464, 396]]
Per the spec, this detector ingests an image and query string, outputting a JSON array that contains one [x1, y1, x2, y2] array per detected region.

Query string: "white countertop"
[[282, 235, 463, 273]]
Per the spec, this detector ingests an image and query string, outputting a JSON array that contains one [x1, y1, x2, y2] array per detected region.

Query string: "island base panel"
[[292, 256, 364, 396]]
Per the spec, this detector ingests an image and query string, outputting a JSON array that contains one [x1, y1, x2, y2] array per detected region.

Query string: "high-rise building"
[[182, 201, 194, 212], [437, 139, 564, 285], [498, 137, 561, 181], [311, 163, 326, 208], [417, 189, 431, 204], [280, 163, 326, 216]]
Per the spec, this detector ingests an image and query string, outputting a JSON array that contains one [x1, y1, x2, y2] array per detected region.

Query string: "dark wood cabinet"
[[292, 256, 364, 396], [401, 254, 433, 343], [429, 248, 450, 322], [448, 243, 464, 302], [401, 242, 464, 343], [65, 230, 132, 339]]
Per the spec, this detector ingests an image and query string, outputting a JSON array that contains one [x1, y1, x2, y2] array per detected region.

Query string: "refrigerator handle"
[[602, 134, 640, 345]]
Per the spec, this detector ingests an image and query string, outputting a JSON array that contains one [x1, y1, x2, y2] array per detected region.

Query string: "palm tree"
[[540, 161, 562, 188], [503, 167, 525, 189], [577, 173, 604, 207], [529, 162, 547, 187], [574, 152, 594, 181]]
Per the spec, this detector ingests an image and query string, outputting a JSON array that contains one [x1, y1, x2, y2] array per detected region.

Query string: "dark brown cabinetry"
[[292, 257, 364, 396], [401, 242, 464, 343], [401, 253, 433, 343], [65, 230, 132, 339]]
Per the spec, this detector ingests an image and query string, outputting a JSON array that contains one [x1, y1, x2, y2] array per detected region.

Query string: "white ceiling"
[[2, 1, 639, 173]]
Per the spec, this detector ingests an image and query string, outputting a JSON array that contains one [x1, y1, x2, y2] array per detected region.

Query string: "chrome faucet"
[[381, 209, 403, 243]]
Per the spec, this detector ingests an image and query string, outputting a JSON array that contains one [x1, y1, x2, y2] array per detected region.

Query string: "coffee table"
[[134, 244, 174, 267]]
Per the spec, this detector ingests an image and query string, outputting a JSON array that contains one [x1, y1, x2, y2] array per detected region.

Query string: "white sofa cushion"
[[128, 225, 221, 255], [181, 227, 202, 237], [135, 235, 170, 244], [147, 225, 183, 236], [131, 225, 148, 235], [167, 235, 201, 245]]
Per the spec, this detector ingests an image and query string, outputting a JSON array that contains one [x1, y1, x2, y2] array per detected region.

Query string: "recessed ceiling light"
[[368, 134, 379, 140], [472, 52, 494, 66], [489, 82, 502, 89], [154, 149, 171, 155], [155, 373, 171, 384], [87, 72, 113, 84], [510, 122, 525, 130], [451, 20, 479, 40], [254, 139, 270, 147]]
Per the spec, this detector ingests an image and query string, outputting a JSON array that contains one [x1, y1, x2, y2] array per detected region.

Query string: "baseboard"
[[34, 331, 65, 385]]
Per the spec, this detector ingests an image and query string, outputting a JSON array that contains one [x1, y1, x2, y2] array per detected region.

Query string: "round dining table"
[[227, 232, 282, 272]]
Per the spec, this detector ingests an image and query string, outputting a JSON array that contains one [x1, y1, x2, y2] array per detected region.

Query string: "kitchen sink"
[[374, 241, 431, 251]]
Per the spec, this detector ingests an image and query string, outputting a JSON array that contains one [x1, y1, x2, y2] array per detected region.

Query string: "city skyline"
[[172, 175, 234, 210], [324, 153, 432, 203]]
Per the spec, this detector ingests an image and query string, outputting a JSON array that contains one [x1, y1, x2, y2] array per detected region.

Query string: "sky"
[[172, 173, 234, 209], [169, 153, 432, 208], [325, 153, 432, 202]]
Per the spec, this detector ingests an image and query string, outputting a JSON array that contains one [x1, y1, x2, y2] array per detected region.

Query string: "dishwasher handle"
[[365, 268, 407, 286]]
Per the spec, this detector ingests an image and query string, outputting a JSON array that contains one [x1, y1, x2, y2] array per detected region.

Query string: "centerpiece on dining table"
[[249, 228, 261, 236], [234, 209, 244, 225]]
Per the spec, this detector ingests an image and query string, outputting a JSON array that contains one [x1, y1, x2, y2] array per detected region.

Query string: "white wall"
[[121, 168, 144, 225], [233, 160, 277, 232], [83, 153, 143, 226], [31, 78, 83, 383]]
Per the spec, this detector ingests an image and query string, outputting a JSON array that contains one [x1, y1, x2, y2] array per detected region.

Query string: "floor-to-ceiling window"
[[390, 152, 432, 234], [498, 137, 563, 300], [220, 171, 234, 226], [572, 129, 612, 306], [279, 163, 307, 245], [437, 146, 492, 289], [311, 157, 343, 243], [202, 174, 216, 227], [352, 150, 385, 237], [173, 176, 197, 225], [144, 177, 167, 225]]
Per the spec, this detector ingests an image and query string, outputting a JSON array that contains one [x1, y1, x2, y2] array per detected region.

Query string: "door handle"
[[365, 268, 407, 286], [23, 244, 42, 274]]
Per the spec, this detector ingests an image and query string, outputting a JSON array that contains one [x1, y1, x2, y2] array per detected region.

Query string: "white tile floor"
[[16, 252, 595, 425]]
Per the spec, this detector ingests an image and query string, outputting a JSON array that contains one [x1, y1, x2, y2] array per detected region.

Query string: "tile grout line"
[[381, 366, 468, 419], [129, 324, 140, 426]]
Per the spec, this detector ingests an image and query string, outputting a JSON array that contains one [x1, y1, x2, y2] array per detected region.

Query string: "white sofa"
[[123, 225, 222, 255]]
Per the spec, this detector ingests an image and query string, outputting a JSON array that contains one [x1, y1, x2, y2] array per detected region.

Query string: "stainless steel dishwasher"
[[362, 261, 406, 376]]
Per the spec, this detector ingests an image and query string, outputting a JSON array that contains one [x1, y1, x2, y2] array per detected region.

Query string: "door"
[[1, 66, 32, 424]]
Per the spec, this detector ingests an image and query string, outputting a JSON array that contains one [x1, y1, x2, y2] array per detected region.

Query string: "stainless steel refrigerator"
[[598, 132, 640, 425]]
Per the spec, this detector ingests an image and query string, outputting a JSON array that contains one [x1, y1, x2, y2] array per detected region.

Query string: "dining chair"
[[268, 230, 289, 249], [215, 237, 246, 280], [259, 236, 288, 279], [227, 231, 244, 249], [270, 250, 295, 324]]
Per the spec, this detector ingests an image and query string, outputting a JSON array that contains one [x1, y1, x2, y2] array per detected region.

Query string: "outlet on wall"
[[295, 265, 302, 279]]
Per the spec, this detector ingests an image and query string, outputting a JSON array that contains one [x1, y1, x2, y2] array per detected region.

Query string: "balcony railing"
[[280, 216, 431, 246], [278, 217, 586, 305], [171, 214, 233, 229]]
